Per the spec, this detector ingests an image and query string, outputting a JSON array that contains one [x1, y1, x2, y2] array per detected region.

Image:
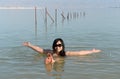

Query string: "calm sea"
[[0, 2, 120, 79]]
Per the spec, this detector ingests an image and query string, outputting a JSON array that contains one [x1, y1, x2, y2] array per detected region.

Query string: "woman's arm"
[[66, 48, 101, 56], [23, 42, 45, 54]]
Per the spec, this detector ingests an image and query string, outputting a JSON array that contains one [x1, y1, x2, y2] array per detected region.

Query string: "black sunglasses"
[[55, 44, 62, 47]]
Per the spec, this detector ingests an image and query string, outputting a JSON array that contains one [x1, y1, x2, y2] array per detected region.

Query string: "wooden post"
[[45, 8, 54, 23], [45, 8, 47, 24], [67, 12, 69, 20], [55, 9, 57, 26], [47, 11, 54, 23], [61, 11, 65, 20], [70, 12, 72, 19], [34, 6, 37, 37], [83, 11, 85, 16], [45, 8, 48, 32]]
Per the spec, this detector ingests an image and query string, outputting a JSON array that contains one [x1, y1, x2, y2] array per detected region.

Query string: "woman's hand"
[[45, 53, 55, 64], [23, 42, 31, 47], [92, 48, 101, 53]]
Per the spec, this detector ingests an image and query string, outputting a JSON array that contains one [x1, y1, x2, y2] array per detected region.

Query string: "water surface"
[[0, 2, 120, 79]]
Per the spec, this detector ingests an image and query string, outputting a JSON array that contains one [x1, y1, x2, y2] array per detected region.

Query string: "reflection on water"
[[45, 57, 65, 79]]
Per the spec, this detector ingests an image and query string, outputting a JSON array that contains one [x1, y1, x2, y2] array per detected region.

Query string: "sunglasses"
[[55, 44, 62, 47]]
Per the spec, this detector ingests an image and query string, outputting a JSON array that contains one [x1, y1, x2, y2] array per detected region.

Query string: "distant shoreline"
[[0, 6, 44, 9]]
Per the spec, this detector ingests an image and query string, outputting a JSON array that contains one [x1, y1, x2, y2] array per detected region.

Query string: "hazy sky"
[[0, 0, 119, 8], [0, 0, 40, 6]]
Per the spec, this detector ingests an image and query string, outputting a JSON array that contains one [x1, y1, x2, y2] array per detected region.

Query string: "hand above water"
[[92, 48, 101, 53], [23, 42, 31, 47], [45, 53, 55, 64]]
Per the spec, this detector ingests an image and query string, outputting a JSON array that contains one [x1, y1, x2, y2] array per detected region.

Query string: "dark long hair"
[[52, 38, 66, 57]]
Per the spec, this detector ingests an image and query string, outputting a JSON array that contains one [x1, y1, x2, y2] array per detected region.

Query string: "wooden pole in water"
[[45, 8, 54, 23], [55, 9, 57, 26], [61, 11, 65, 20], [44, 8, 47, 33], [47, 10, 54, 23], [83, 11, 85, 16], [34, 6, 37, 37], [45, 8, 47, 24], [70, 12, 72, 19], [67, 12, 69, 20]]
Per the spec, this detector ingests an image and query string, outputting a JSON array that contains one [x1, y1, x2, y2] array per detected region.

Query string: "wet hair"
[[52, 38, 66, 57]]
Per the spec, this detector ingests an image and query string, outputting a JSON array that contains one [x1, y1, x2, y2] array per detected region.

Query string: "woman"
[[23, 38, 101, 64]]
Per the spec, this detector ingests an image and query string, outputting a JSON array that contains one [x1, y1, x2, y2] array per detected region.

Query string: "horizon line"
[[0, 6, 44, 9]]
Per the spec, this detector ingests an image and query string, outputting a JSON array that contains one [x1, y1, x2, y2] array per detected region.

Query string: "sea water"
[[0, 2, 120, 79]]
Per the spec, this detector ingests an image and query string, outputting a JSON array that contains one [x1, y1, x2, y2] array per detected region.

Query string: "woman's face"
[[55, 41, 63, 53]]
